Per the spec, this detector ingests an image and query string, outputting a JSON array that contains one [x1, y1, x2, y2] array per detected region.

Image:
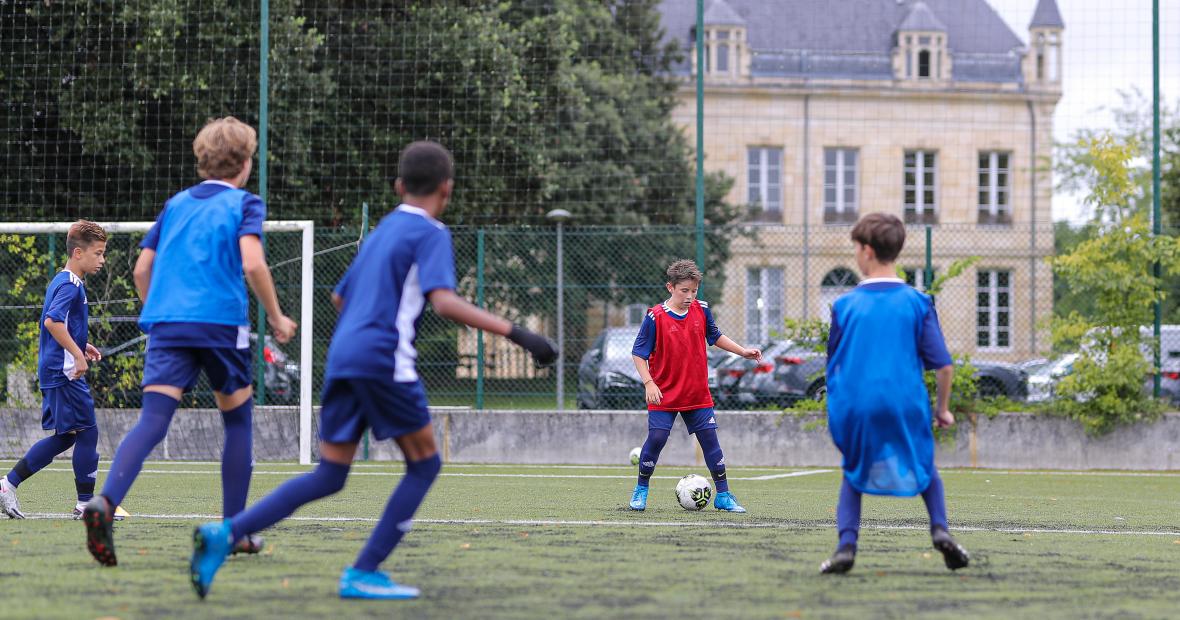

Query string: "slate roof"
[[658, 0, 1036, 83], [1029, 0, 1065, 29]]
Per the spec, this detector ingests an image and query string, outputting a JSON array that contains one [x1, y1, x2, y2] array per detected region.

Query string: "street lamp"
[[546, 208, 571, 411]]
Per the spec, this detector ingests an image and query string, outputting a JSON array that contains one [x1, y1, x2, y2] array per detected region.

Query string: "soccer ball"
[[629, 447, 642, 466], [675, 474, 712, 511]]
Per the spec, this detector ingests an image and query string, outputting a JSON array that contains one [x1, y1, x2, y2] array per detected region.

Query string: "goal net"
[[0, 220, 316, 464]]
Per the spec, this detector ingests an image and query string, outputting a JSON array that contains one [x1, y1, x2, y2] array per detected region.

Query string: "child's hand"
[[644, 381, 662, 406], [934, 408, 955, 428], [71, 356, 89, 380], [85, 343, 102, 362], [268, 314, 299, 344], [741, 347, 762, 362]]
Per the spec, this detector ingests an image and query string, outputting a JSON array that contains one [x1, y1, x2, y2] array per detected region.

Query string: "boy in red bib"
[[628, 260, 762, 511]]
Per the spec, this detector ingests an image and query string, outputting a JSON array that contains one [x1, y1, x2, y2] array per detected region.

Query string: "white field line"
[[8, 460, 797, 473], [20, 512, 1180, 537], [34, 467, 830, 481]]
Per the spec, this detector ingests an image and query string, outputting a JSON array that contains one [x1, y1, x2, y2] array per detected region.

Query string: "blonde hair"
[[665, 259, 703, 285], [67, 220, 107, 257], [193, 116, 257, 180]]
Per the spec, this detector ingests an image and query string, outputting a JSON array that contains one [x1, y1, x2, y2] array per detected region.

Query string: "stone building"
[[646, 0, 1064, 361]]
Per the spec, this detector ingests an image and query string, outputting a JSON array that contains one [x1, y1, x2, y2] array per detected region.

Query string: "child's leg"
[[921, 468, 949, 531], [837, 477, 862, 550], [100, 391, 180, 506], [637, 428, 671, 487], [693, 428, 728, 493], [230, 445, 353, 542], [217, 395, 253, 518], [5, 432, 77, 487], [353, 426, 441, 572], [71, 426, 100, 503]]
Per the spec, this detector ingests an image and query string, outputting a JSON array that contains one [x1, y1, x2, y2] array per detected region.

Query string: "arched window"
[[820, 268, 860, 308]]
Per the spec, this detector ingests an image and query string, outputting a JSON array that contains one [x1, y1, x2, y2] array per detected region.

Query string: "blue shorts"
[[142, 346, 253, 394], [648, 407, 718, 435], [41, 381, 96, 434], [319, 377, 431, 444]]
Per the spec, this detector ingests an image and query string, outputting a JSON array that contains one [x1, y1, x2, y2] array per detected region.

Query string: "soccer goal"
[[0, 220, 316, 465]]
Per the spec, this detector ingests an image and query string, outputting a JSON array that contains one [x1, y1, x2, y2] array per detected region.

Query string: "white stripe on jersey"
[[393, 264, 425, 382], [60, 309, 76, 379]]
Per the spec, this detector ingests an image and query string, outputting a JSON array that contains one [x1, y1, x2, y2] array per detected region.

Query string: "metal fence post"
[[925, 225, 933, 291], [360, 203, 370, 459], [547, 210, 571, 411], [476, 229, 486, 410], [694, 0, 705, 272], [1152, 0, 1162, 398], [254, 0, 271, 405]]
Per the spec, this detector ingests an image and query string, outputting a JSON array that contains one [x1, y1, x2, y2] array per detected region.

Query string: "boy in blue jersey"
[[83, 117, 298, 566], [0, 221, 107, 520], [189, 141, 556, 600], [819, 213, 969, 574]]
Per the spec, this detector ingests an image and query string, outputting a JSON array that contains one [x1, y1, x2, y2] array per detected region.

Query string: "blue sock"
[[101, 392, 179, 506], [637, 429, 669, 488], [353, 454, 442, 572], [921, 469, 949, 531], [695, 428, 729, 493], [220, 398, 254, 518], [836, 477, 862, 550], [5, 433, 76, 487], [230, 460, 351, 542], [71, 426, 99, 502]]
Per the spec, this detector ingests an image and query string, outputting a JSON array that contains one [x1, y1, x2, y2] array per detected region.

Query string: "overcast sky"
[[986, 0, 1179, 223]]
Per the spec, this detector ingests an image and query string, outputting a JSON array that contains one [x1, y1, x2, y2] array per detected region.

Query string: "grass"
[[4, 461, 1180, 619]]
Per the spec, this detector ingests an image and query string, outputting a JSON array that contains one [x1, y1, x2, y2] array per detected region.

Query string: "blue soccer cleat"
[[339, 567, 421, 600], [628, 484, 649, 511], [714, 491, 747, 513], [190, 520, 234, 599]]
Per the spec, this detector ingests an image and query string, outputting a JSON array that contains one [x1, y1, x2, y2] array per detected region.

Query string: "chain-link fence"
[[1, 1, 1178, 414]]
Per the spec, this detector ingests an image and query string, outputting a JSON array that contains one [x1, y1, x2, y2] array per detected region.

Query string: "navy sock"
[[71, 426, 100, 502], [637, 429, 669, 488], [101, 392, 179, 506], [921, 469, 949, 532], [220, 398, 254, 518], [230, 460, 351, 542], [836, 477, 862, 550], [695, 428, 729, 493], [6, 433, 76, 487], [353, 454, 442, 572]]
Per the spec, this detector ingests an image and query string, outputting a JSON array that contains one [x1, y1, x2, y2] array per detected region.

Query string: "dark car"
[[576, 327, 732, 409], [717, 340, 1029, 409]]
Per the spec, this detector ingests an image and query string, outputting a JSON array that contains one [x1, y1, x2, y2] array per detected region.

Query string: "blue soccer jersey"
[[139, 180, 265, 348], [38, 270, 89, 389], [825, 278, 952, 497], [326, 204, 457, 382]]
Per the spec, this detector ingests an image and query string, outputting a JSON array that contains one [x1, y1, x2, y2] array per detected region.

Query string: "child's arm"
[[933, 364, 954, 428], [133, 249, 155, 303], [713, 335, 762, 361], [632, 355, 662, 406], [44, 318, 88, 380], [240, 235, 298, 343], [427, 289, 557, 365]]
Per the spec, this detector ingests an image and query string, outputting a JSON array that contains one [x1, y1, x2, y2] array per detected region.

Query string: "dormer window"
[[695, 0, 748, 79], [918, 49, 931, 78], [1034, 31, 1061, 82], [894, 1, 950, 82]]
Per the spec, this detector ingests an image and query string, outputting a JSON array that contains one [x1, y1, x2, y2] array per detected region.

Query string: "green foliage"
[[1049, 136, 1180, 434], [924, 256, 980, 297]]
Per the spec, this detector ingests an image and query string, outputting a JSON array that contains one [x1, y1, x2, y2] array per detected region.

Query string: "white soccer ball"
[[675, 474, 712, 511], [629, 447, 642, 466]]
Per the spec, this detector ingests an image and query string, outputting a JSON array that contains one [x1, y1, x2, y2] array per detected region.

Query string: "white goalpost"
[[0, 220, 316, 465]]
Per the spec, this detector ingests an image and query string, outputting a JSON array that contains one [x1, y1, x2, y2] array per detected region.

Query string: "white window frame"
[[978, 151, 1011, 222], [976, 269, 1012, 351], [904, 267, 937, 292], [904, 150, 938, 222], [624, 303, 647, 327], [747, 147, 783, 215], [745, 267, 783, 344], [824, 148, 858, 223], [820, 268, 859, 311]]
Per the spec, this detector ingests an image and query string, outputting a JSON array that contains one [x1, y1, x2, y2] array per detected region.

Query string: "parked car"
[[576, 327, 733, 409], [1027, 351, 1180, 405], [717, 340, 1028, 409]]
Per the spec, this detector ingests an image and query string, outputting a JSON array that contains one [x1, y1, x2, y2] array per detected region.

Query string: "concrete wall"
[[4, 408, 1180, 470]]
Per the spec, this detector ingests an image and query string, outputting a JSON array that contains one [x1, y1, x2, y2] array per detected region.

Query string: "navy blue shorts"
[[648, 407, 718, 435], [319, 377, 431, 444], [141, 346, 253, 394], [41, 381, 96, 434]]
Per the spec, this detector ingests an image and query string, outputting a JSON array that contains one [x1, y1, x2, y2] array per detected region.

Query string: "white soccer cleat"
[[73, 502, 87, 520], [113, 505, 130, 521], [0, 477, 25, 519]]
